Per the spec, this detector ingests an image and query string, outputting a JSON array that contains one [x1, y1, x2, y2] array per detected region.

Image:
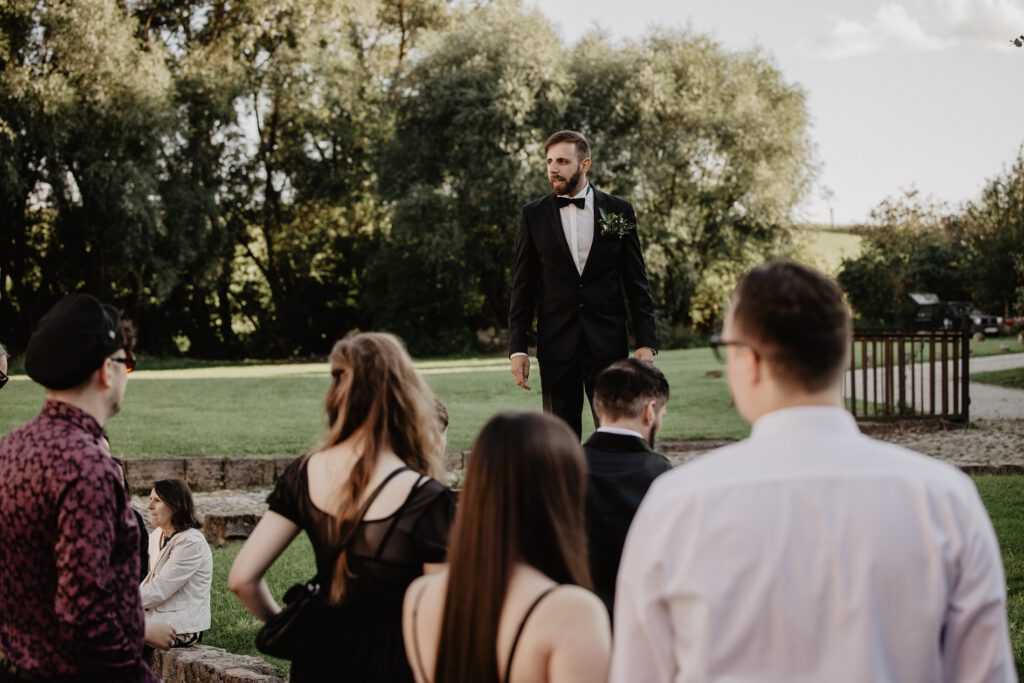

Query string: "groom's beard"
[[550, 166, 583, 196]]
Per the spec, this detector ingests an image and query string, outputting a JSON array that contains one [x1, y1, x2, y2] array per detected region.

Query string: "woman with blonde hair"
[[402, 411, 611, 683], [229, 332, 454, 682]]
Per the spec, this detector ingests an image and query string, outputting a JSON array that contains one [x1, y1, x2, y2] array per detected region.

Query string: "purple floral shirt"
[[0, 401, 157, 682]]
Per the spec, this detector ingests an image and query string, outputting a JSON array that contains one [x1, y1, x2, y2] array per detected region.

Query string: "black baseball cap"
[[25, 294, 125, 390]]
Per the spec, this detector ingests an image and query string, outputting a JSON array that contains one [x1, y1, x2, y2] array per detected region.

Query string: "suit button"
[[578, 283, 583, 288], [578, 303, 584, 308]]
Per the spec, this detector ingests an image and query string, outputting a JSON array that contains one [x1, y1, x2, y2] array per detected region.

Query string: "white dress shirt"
[[558, 183, 594, 275], [141, 527, 213, 634], [611, 406, 1015, 683]]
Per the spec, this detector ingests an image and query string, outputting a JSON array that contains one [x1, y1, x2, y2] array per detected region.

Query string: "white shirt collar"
[[596, 425, 645, 440], [750, 405, 859, 441], [558, 182, 591, 201]]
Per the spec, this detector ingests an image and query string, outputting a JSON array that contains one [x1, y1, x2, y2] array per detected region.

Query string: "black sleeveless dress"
[[267, 458, 456, 682]]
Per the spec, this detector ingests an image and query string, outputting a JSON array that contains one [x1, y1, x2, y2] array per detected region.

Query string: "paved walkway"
[[844, 352, 1024, 421]]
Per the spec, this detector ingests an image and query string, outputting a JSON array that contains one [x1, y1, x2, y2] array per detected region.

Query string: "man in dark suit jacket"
[[508, 130, 658, 438], [584, 358, 671, 616]]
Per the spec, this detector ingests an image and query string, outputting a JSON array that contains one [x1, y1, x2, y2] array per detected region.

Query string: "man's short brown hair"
[[593, 358, 670, 422], [730, 260, 851, 392], [545, 130, 590, 162]]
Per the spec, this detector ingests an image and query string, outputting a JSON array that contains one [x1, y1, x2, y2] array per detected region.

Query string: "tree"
[[838, 190, 967, 327], [565, 29, 815, 332], [368, 1, 568, 354], [955, 149, 1024, 318], [0, 0, 173, 348]]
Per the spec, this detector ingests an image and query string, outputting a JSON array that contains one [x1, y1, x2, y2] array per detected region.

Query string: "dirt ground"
[[661, 419, 1024, 468]]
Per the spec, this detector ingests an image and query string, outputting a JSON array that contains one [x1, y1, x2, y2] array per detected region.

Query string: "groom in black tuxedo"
[[508, 130, 658, 438]]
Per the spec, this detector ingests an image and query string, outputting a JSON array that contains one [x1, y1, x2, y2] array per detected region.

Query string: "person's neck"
[[44, 390, 110, 427], [568, 179, 589, 197], [747, 386, 843, 424], [161, 526, 177, 541], [598, 417, 649, 443]]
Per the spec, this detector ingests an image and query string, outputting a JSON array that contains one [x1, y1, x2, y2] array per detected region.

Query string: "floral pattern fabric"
[[0, 401, 156, 682]]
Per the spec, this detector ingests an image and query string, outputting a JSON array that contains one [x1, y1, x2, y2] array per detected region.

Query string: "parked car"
[[969, 311, 1004, 336]]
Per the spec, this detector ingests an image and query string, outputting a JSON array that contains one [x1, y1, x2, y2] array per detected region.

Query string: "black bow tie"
[[556, 196, 587, 210]]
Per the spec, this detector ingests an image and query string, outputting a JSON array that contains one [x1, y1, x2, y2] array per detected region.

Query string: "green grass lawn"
[[0, 348, 750, 455], [209, 475, 1024, 676], [973, 367, 1024, 390], [975, 476, 1024, 675]]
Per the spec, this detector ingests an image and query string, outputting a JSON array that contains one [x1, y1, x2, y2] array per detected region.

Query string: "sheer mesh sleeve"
[[411, 483, 456, 563], [266, 456, 304, 525]]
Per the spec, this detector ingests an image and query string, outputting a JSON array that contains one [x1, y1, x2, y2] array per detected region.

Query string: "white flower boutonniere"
[[599, 208, 635, 238]]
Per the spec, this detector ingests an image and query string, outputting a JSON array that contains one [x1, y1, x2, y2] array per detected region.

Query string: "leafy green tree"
[[566, 29, 815, 333], [956, 149, 1024, 318], [369, 1, 568, 354], [0, 0, 173, 348], [838, 190, 967, 327]]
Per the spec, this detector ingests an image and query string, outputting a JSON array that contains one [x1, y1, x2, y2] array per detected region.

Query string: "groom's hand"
[[511, 355, 531, 390], [634, 347, 655, 363]]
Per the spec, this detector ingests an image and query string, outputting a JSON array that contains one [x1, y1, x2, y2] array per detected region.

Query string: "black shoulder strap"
[[374, 474, 427, 560], [325, 466, 411, 571], [504, 585, 560, 683]]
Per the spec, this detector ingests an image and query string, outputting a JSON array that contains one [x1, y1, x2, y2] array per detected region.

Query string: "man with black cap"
[[0, 294, 159, 682]]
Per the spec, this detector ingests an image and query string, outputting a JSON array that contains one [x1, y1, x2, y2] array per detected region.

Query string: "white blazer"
[[141, 527, 213, 634]]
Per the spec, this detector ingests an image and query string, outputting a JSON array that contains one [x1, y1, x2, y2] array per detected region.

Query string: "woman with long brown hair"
[[402, 411, 610, 683], [229, 332, 454, 682]]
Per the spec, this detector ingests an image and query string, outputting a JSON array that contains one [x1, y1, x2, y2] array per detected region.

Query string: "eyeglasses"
[[110, 352, 136, 373], [708, 333, 759, 363]]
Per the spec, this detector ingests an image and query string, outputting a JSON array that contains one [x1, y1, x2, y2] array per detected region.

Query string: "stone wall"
[[125, 457, 295, 492], [149, 645, 285, 683]]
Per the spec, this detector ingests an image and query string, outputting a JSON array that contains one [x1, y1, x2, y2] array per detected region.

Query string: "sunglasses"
[[110, 352, 137, 374]]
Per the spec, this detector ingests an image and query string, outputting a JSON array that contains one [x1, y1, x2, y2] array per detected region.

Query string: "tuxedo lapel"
[[545, 194, 577, 271]]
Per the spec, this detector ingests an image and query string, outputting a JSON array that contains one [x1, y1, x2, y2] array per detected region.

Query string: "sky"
[[528, 0, 1024, 225]]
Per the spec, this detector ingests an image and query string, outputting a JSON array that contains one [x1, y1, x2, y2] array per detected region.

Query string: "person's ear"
[[96, 358, 115, 390], [642, 399, 657, 426], [580, 157, 592, 175]]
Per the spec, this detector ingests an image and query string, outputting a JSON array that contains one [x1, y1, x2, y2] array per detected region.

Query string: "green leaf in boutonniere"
[[598, 207, 635, 238]]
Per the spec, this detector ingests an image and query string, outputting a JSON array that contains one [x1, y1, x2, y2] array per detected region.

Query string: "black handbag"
[[255, 465, 414, 660], [255, 575, 325, 659]]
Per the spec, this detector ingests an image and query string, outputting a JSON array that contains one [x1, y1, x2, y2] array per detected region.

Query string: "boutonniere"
[[598, 208, 635, 238]]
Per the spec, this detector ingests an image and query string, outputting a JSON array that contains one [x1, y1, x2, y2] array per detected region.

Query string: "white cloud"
[[804, 0, 1024, 58]]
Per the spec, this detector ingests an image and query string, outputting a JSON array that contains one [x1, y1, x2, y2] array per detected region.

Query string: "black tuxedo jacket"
[[508, 188, 658, 361], [583, 430, 672, 615]]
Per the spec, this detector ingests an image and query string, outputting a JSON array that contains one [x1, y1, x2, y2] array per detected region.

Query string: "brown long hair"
[[152, 479, 203, 532], [321, 332, 442, 603], [434, 412, 591, 683]]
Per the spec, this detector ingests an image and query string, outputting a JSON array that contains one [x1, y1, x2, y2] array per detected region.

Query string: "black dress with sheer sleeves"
[[266, 457, 455, 683]]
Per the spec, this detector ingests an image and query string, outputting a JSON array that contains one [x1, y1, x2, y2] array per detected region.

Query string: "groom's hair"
[[545, 130, 590, 162], [730, 260, 851, 392], [594, 359, 669, 421]]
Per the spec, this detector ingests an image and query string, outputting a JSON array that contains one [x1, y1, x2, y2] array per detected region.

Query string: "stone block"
[[186, 458, 225, 492], [442, 449, 464, 472], [203, 513, 261, 547], [150, 644, 284, 683], [273, 456, 298, 482], [126, 459, 187, 492], [223, 459, 276, 489]]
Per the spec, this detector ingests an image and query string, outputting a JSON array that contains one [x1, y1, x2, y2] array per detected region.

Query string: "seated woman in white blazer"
[[141, 479, 213, 647]]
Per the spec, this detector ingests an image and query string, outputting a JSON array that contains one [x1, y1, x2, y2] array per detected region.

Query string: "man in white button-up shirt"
[[612, 261, 1016, 683]]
